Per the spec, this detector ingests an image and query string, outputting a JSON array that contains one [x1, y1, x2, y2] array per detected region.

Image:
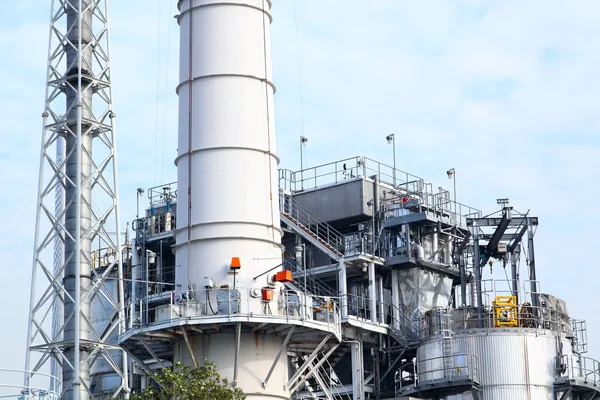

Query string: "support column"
[[472, 221, 484, 328], [432, 230, 438, 262], [378, 277, 384, 324], [391, 270, 400, 329], [459, 255, 467, 307], [351, 341, 364, 400], [511, 248, 519, 302], [368, 262, 376, 324], [527, 223, 539, 311], [339, 258, 348, 320]]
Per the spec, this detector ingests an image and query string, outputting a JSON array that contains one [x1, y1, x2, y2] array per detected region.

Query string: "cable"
[[206, 291, 217, 315]]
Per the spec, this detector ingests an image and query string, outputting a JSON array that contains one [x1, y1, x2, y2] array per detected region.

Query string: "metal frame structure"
[[25, 1, 127, 399]]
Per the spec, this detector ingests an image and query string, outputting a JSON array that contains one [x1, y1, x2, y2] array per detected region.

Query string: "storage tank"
[[416, 329, 573, 399]]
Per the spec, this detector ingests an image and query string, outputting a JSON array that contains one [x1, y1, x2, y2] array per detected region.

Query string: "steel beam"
[[472, 222, 484, 328], [289, 344, 339, 394], [263, 326, 295, 388], [467, 216, 538, 227], [479, 207, 511, 268], [527, 222, 539, 311], [180, 328, 198, 368], [287, 334, 332, 390], [137, 337, 166, 369], [233, 323, 241, 386]]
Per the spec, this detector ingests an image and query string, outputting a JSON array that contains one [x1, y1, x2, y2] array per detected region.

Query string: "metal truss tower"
[[25, 1, 128, 399]]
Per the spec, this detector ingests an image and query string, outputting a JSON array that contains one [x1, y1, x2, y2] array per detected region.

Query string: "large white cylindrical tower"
[[175, 0, 282, 293], [174, 0, 286, 398]]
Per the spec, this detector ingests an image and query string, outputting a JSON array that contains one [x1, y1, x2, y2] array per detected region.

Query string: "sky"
[[1, 0, 599, 378]]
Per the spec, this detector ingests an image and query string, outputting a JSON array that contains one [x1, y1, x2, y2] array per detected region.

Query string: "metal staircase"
[[295, 352, 353, 400], [388, 303, 420, 348], [280, 195, 345, 260]]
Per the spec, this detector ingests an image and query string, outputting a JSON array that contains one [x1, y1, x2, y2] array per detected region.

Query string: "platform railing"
[[124, 287, 342, 339], [0, 368, 60, 400], [555, 355, 600, 387], [279, 156, 422, 192], [419, 301, 575, 340], [396, 353, 479, 396]]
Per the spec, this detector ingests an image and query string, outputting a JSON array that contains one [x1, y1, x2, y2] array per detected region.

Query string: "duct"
[[412, 240, 455, 270], [539, 293, 572, 337], [397, 268, 453, 314]]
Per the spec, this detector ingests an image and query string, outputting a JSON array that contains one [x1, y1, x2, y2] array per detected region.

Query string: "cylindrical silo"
[[174, 0, 286, 398], [416, 329, 572, 399]]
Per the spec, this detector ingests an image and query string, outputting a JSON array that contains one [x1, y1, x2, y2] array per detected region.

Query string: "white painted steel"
[[417, 330, 573, 399], [177, 334, 288, 400], [174, 0, 286, 398], [175, 0, 282, 291]]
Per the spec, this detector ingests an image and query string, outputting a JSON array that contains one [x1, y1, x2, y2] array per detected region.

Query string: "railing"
[[420, 302, 576, 340], [123, 287, 342, 339], [343, 231, 382, 258], [555, 355, 600, 387], [383, 193, 481, 228], [280, 195, 345, 256], [133, 210, 176, 239], [285, 258, 339, 298], [279, 156, 423, 192], [396, 353, 479, 396], [571, 319, 588, 354], [388, 303, 420, 343], [277, 156, 482, 228], [147, 181, 177, 207], [0, 368, 60, 400]]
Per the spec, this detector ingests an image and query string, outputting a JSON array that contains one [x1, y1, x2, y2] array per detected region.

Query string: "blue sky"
[[1, 0, 599, 373]]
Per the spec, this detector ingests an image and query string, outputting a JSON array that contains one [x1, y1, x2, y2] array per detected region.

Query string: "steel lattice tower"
[[25, 1, 128, 399]]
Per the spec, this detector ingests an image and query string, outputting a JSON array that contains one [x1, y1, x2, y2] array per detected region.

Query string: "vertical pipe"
[[391, 270, 400, 329], [432, 230, 438, 263], [339, 259, 348, 319], [392, 135, 396, 187], [472, 222, 483, 327], [110, 112, 129, 396], [459, 255, 467, 307], [350, 341, 364, 400], [369, 262, 376, 324], [72, 2, 84, 397], [378, 277, 384, 324]]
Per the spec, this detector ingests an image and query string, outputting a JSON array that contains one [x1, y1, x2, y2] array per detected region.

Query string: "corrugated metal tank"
[[417, 329, 572, 400]]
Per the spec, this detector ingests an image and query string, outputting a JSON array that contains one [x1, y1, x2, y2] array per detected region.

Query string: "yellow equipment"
[[493, 296, 518, 327]]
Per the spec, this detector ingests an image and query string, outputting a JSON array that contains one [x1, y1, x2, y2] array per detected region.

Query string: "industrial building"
[[10, 0, 600, 400]]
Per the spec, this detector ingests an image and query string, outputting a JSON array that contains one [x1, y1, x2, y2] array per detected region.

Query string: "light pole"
[[136, 187, 145, 219], [386, 134, 396, 186], [300, 136, 308, 190], [447, 168, 456, 218]]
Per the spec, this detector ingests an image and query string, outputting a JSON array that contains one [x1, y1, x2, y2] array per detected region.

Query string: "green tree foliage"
[[131, 362, 246, 400]]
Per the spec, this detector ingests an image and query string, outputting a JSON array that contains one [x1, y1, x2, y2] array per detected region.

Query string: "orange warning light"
[[230, 257, 241, 269], [275, 270, 292, 282]]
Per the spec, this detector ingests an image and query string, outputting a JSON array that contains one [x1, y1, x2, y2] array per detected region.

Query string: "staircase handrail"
[[388, 302, 420, 343], [280, 196, 346, 256]]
